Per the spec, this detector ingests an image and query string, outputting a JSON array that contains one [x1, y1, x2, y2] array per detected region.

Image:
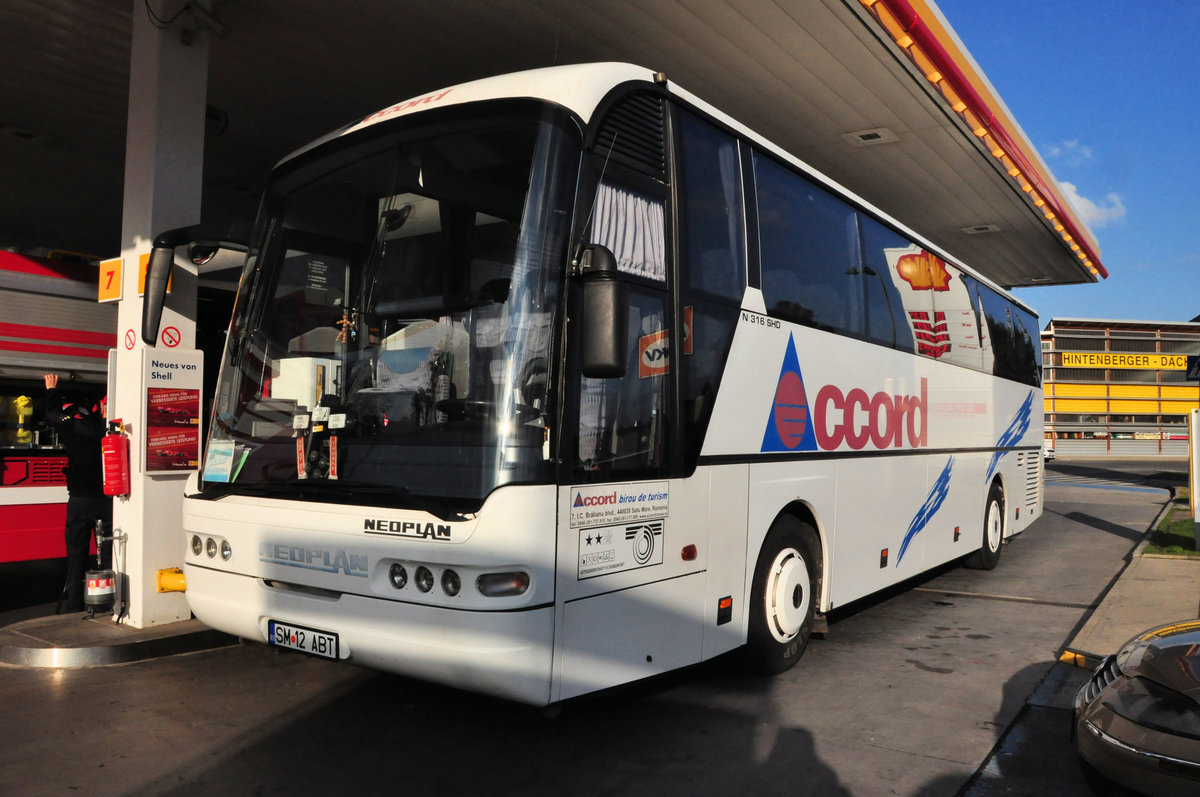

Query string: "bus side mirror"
[[578, 244, 628, 379], [141, 224, 249, 346]]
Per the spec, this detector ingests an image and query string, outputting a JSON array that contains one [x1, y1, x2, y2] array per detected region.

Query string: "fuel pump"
[[84, 520, 117, 618]]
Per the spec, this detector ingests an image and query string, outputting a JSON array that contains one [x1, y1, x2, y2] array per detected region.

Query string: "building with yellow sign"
[[1042, 318, 1200, 456]]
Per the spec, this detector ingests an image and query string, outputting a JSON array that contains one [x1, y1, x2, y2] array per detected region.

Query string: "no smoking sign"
[[160, 326, 181, 347]]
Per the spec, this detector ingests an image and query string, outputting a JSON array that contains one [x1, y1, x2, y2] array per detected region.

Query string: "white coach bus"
[[145, 63, 1043, 705]]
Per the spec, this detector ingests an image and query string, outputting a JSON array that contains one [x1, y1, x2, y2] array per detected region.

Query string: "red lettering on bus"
[[576, 492, 619, 507], [815, 384, 844, 449], [815, 379, 927, 451], [361, 89, 454, 125], [869, 390, 895, 449], [844, 388, 871, 449]]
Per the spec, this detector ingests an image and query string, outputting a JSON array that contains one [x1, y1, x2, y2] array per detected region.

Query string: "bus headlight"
[[205, 537, 218, 558], [191, 535, 203, 556], [441, 569, 461, 597], [220, 540, 233, 561], [476, 571, 530, 597], [388, 563, 407, 590], [414, 566, 434, 593]]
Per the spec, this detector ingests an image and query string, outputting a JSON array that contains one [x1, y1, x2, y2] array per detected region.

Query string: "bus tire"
[[744, 516, 819, 675], [964, 482, 1004, 570]]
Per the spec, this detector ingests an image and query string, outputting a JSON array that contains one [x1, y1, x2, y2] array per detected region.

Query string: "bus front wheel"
[[964, 483, 1004, 570], [744, 516, 819, 675]]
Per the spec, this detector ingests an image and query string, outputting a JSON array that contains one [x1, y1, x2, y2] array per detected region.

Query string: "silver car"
[[1074, 620, 1200, 796]]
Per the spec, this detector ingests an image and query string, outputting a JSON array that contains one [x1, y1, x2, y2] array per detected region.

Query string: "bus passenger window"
[[975, 283, 1041, 386], [930, 263, 985, 372], [677, 111, 746, 303], [854, 215, 910, 350], [754, 153, 860, 336]]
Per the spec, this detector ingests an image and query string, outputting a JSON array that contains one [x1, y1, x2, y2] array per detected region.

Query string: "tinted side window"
[[755, 153, 860, 335], [1012, 305, 1042, 387], [747, 149, 1038, 386], [931, 262, 985, 372], [677, 112, 746, 303], [980, 287, 1039, 387], [675, 111, 743, 469], [975, 283, 1039, 386], [858, 216, 917, 354], [976, 286, 1012, 380]]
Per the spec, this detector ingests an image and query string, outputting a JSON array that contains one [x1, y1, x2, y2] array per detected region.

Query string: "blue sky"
[[936, 1, 1200, 326]]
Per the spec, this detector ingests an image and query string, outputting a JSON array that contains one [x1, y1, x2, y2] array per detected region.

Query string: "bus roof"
[[283, 62, 1032, 311]]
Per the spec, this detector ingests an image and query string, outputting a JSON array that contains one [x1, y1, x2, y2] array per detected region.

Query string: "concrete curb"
[[0, 615, 237, 669], [1057, 494, 1199, 669]]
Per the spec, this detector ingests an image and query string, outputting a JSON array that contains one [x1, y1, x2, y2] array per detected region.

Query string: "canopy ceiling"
[[0, 0, 1105, 289]]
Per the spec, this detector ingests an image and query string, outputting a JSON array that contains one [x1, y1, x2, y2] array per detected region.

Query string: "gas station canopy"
[[1, 0, 1104, 289]]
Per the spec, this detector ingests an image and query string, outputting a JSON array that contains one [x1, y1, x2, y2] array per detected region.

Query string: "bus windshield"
[[201, 103, 580, 514]]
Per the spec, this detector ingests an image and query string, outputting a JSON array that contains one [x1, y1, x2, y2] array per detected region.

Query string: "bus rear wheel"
[[744, 516, 819, 675], [964, 483, 1004, 570]]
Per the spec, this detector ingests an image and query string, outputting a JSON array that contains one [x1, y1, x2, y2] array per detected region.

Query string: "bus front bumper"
[[185, 563, 556, 705]]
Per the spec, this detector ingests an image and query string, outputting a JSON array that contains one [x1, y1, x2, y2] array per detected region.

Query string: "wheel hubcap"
[[766, 547, 809, 643], [986, 499, 1002, 552]]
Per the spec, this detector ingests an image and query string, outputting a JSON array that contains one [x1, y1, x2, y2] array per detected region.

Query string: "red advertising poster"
[[146, 387, 200, 472], [148, 388, 200, 427]]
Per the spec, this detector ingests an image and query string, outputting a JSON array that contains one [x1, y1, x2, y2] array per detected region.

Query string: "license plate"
[[268, 620, 339, 660]]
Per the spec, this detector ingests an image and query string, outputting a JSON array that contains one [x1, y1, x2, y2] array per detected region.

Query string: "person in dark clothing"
[[42, 373, 112, 613]]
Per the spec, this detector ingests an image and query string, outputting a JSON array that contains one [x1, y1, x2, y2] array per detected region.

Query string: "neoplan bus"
[[144, 63, 1044, 705]]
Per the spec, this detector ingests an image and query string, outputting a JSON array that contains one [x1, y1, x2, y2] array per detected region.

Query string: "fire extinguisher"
[[102, 419, 131, 497]]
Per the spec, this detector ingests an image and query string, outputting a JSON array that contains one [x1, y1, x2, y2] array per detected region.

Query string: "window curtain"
[[590, 182, 666, 282]]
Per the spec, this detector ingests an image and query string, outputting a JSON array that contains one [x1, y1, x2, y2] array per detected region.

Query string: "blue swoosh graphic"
[[897, 456, 954, 565], [986, 391, 1034, 482]]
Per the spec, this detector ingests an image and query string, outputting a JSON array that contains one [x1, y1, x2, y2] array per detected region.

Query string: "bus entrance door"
[[555, 479, 704, 700]]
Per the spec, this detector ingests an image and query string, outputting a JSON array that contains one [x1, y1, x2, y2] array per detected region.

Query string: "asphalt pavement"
[[964, 458, 1199, 797], [2, 457, 1197, 796]]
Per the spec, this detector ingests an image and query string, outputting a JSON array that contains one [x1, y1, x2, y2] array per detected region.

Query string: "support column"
[[111, 0, 209, 627]]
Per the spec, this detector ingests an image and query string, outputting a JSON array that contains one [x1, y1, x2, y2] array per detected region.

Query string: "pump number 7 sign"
[[98, 257, 122, 303]]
